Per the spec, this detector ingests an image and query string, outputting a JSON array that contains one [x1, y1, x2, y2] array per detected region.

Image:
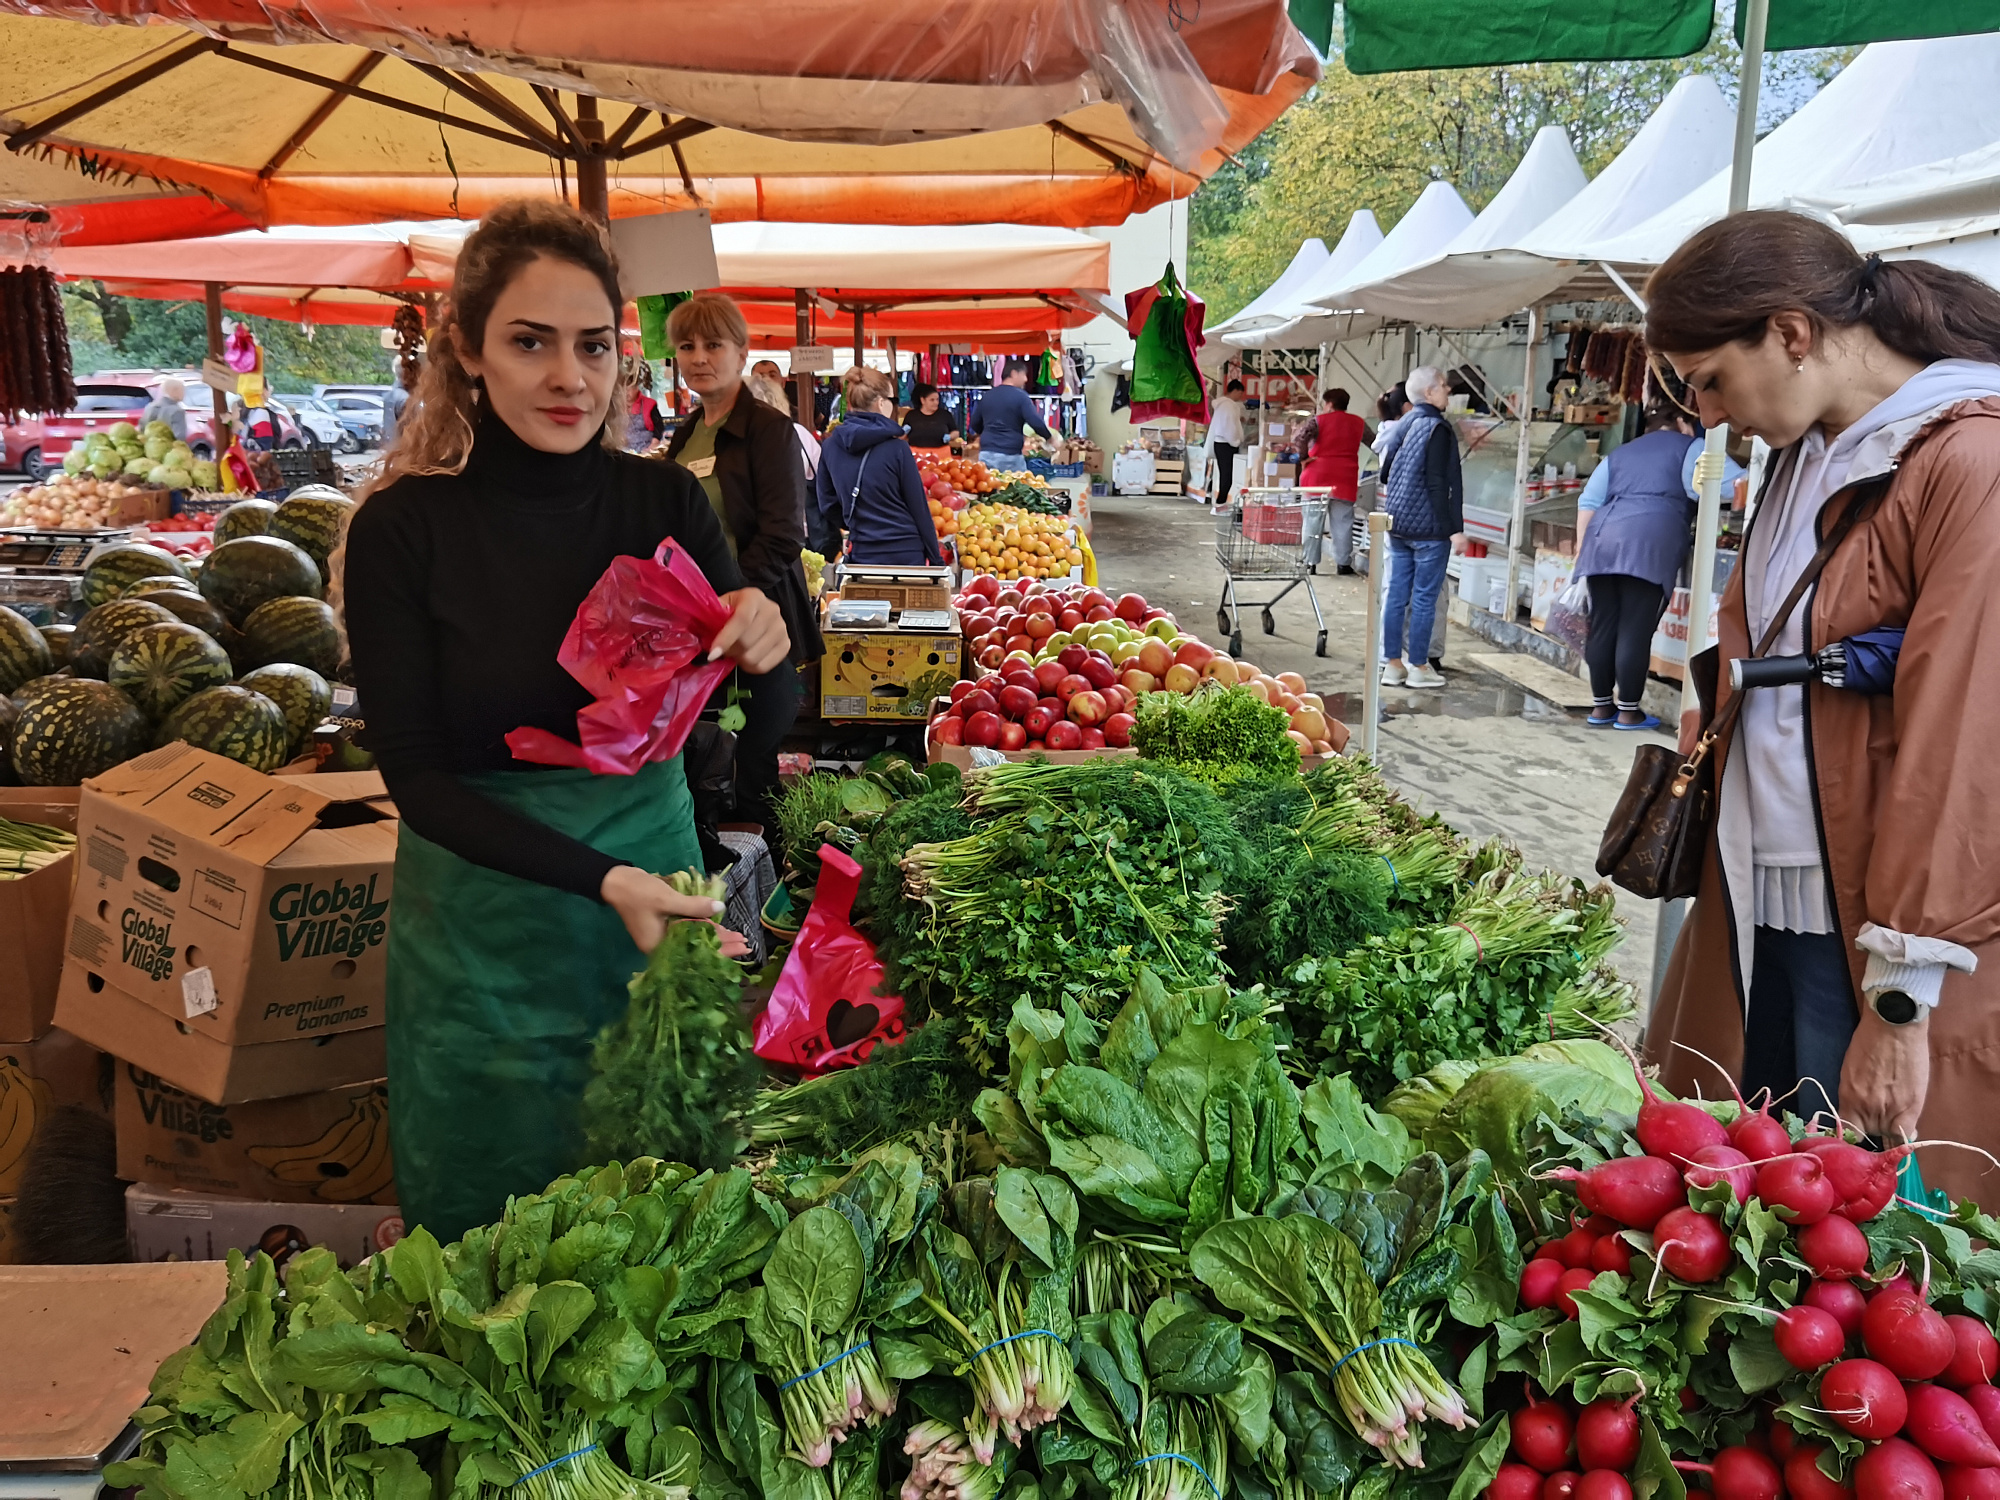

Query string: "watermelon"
[[38, 624, 75, 671], [70, 598, 178, 679], [139, 587, 235, 647], [155, 685, 288, 772], [238, 663, 331, 755], [10, 675, 69, 709], [240, 596, 341, 677], [214, 499, 278, 547], [267, 493, 353, 580], [10, 678, 150, 785], [80, 542, 190, 609], [0, 605, 53, 694], [122, 575, 201, 600], [197, 536, 323, 624], [109, 622, 234, 720]]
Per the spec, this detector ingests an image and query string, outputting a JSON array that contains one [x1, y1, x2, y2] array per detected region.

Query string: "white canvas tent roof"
[[1595, 35, 2000, 269], [1207, 235, 1333, 341], [1335, 126, 1588, 325], [1219, 209, 1387, 353]]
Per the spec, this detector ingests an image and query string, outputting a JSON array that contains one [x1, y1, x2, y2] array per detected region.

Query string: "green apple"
[[1112, 640, 1144, 666], [1145, 618, 1180, 641]]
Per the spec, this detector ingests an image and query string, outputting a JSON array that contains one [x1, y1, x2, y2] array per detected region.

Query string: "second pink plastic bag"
[[755, 846, 907, 1075], [505, 538, 736, 775]]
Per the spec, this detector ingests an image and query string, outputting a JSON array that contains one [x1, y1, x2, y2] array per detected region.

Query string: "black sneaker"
[[1336, 564, 1356, 576]]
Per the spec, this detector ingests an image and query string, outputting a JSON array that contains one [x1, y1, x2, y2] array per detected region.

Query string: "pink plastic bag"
[[755, 846, 907, 1075], [505, 538, 736, 775]]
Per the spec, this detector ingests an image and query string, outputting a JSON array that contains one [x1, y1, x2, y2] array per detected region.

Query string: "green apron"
[[385, 756, 699, 1241]]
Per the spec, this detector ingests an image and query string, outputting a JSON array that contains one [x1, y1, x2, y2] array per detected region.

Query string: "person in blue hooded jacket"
[[814, 364, 945, 566]]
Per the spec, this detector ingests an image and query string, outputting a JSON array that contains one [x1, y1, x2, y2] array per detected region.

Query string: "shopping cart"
[[1214, 486, 1332, 657]]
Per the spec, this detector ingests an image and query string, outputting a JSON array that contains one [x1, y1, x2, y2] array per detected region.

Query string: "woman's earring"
[[1795, 362, 1804, 374]]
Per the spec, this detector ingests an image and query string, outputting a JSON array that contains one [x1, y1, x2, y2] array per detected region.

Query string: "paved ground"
[[1087, 489, 1668, 987]]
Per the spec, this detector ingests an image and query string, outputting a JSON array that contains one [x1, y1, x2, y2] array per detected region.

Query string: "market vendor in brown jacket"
[[1640, 211, 2000, 1207]]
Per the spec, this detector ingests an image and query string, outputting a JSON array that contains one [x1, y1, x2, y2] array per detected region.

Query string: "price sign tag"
[[181, 966, 218, 1019]]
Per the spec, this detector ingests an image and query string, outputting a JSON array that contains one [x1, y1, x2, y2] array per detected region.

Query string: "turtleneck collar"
[[462, 403, 611, 508]]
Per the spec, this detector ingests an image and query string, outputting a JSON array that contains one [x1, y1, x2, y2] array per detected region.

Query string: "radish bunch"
[[1488, 1394, 1644, 1500]]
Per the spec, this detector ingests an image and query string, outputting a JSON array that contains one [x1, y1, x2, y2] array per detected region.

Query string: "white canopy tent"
[[1219, 209, 1386, 353], [1206, 235, 1332, 342]]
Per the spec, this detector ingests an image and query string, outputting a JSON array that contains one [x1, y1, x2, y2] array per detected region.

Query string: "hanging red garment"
[[1123, 263, 1210, 425]]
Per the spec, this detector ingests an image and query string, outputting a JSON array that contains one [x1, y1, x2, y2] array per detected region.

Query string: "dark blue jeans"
[[1740, 926, 1858, 1128], [1383, 535, 1450, 662]]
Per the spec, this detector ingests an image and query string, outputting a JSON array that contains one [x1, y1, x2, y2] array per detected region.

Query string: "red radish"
[[1757, 1153, 1840, 1225], [1654, 1207, 1732, 1284], [1512, 1396, 1575, 1473], [1557, 1228, 1599, 1269], [1801, 1216, 1873, 1280], [1778, 1305, 1851, 1370], [1543, 1157, 1688, 1230], [1942, 1317, 2000, 1389], [1557, 1267, 1598, 1319], [1773, 1423, 1801, 1462], [1687, 1144, 1757, 1204], [1806, 1279, 1870, 1340], [1576, 1474, 1632, 1500], [1964, 1387, 2000, 1451], [1535, 1240, 1568, 1264], [1821, 1358, 1911, 1439], [1591, 1235, 1634, 1275], [1575, 1398, 1641, 1471], [1602, 1029, 1731, 1161], [1521, 1258, 1566, 1311], [1490, 1466, 1546, 1500], [1788, 1447, 1857, 1500], [1904, 1385, 2000, 1468], [1675, 1448, 1785, 1500], [1945, 1470, 2000, 1500], [1732, 1107, 1797, 1164], [1580, 1213, 1619, 1236], [1864, 1288, 1956, 1381], [1853, 1437, 1944, 1500], [1544, 1474, 1582, 1500], [1800, 1140, 1901, 1224]]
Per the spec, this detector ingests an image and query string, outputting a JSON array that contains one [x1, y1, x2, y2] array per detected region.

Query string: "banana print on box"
[[245, 1083, 393, 1203]]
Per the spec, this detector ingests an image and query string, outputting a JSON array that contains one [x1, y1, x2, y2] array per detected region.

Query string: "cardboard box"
[[836, 563, 954, 613], [63, 746, 396, 1046], [0, 788, 80, 1042], [127, 1183, 403, 1269], [1530, 547, 1574, 631], [822, 620, 962, 720], [0, 1197, 16, 1264], [114, 1066, 394, 1205], [54, 963, 386, 1104], [0, 1027, 111, 1198]]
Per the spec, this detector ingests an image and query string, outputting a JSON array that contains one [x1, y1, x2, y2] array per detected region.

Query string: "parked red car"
[[0, 411, 49, 479]]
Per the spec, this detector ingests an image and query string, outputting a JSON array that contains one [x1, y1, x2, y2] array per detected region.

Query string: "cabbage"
[[144, 435, 173, 461], [190, 460, 220, 491], [123, 456, 155, 478], [108, 421, 138, 443], [84, 432, 112, 453], [166, 444, 193, 468], [144, 420, 174, 440], [90, 460, 120, 480], [1423, 1051, 1644, 1175], [1381, 1059, 1483, 1139], [61, 447, 87, 475], [157, 467, 192, 490]]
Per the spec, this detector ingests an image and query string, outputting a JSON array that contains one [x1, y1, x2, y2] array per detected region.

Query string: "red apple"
[[961, 688, 999, 718], [1002, 669, 1038, 693], [996, 589, 1023, 609], [1003, 650, 1037, 672], [1114, 592, 1149, 623], [1174, 639, 1216, 672], [1136, 638, 1174, 679], [1081, 588, 1114, 612], [967, 574, 1000, 601], [964, 710, 1003, 748], [998, 684, 1037, 719], [1023, 705, 1058, 738], [1024, 614, 1056, 641], [1046, 720, 1084, 751], [975, 672, 1004, 693], [1163, 663, 1201, 694], [1079, 656, 1118, 690], [1038, 694, 1063, 715], [998, 721, 1028, 752], [1103, 711, 1136, 748], [1025, 739, 1046, 752], [949, 680, 975, 704], [1005, 634, 1033, 655], [1056, 673, 1092, 703], [977, 645, 1004, 670], [1057, 608, 1085, 631], [1084, 605, 1114, 623], [1068, 689, 1109, 726], [1119, 668, 1158, 697], [931, 716, 965, 746], [1106, 685, 1134, 713], [1057, 643, 1090, 673], [1033, 660, 1068, 694]]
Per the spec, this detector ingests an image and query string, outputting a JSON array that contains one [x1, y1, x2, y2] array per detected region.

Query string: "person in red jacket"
[[1298, 388, 1372, 574]]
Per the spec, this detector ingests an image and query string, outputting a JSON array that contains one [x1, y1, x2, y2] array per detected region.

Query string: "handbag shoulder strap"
[[841, 446, 873, 525]]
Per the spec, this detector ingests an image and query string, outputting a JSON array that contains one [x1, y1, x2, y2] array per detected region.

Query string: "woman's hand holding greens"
[[711, 586, 790, 673], [600, 863, 747, 955]]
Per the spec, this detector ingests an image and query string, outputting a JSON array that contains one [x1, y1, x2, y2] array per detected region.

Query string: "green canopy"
[[1314, 0, 2000, 73]]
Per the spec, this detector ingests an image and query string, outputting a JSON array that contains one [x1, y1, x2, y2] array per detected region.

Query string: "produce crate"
[[173, 493, 235, 518], [1049, 462, 1087, 478], [1240, 501, 1306, 545], [273, 447, 340, 489]]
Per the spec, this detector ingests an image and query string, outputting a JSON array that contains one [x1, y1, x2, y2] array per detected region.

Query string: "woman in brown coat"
[[1642, 211, 2000, 1206]]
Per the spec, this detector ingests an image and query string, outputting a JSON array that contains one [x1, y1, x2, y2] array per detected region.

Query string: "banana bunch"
[[245, 1084, 395, 1204], [0, 1056, 54, 1196]]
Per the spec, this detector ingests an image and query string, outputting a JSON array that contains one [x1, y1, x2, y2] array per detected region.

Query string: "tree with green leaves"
[[62, 285, 398, 391]]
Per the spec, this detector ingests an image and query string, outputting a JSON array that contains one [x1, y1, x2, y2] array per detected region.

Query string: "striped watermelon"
[[122, 575, 201, 600], [70, 599, 178, 679], [109, 623, 234, 720], [38, 625, 75, 671], [240, 596, 341, 677], [80, 542, 190, 609], [140, 587, 236, 648], [238, 664, 331, 755], [214, 499, 278, 546], [0, 693, 17, 782], [198, 536, 323, 624], [10, 676, 68, 709], [0, 605, 53, 694], [267, 493, 353, 582], [10, 678, 150, 785], [155, 685, 288, 772]]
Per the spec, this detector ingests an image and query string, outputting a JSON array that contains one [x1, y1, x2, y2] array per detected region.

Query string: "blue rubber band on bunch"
[[1129, 1453, 1223, 1500], [512, 1446, 600, 1487], [779, 1340, 875, 1392], [968, 1328, 1061, 1360], [1330, 1337, 1422, 1374], [1380, 856, 1399, 890]]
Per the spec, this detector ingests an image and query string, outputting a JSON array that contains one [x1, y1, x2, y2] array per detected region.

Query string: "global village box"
[[62, 744, 396, 1047], [127, 1183, 403, 1270]]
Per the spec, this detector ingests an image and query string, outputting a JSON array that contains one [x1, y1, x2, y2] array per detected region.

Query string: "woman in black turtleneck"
[[339, 202, 788, 1238]]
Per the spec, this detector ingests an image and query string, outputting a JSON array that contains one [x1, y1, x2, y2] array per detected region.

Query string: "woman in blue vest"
[[1571, 392, 1739, 729]]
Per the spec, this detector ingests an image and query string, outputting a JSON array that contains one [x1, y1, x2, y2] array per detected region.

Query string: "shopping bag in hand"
[[506, 538, 735, 774], [754, 846, 906, 1075]]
